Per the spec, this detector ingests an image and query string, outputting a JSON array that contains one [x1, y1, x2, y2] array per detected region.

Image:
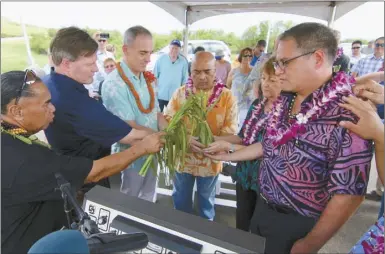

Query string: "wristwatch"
[[228, 144, 235, 153]]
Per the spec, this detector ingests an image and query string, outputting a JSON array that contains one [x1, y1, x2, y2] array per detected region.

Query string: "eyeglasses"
[[352, 47, 361, 49], [104, 64, 115, 69], [98, 39, 106, 43], [15, 69, 37, 105], [243, 55, 253, 58], [273, 51, 315, 70], [375, 43, 384, 48]]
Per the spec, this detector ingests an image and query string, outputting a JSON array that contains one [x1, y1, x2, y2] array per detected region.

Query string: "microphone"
[[86, 232, 148, 253], [28, 230, 90, 254]]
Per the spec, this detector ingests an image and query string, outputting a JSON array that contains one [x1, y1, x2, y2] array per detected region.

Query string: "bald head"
[[191, 52, 216, 91], [192, 51, 215, 69]]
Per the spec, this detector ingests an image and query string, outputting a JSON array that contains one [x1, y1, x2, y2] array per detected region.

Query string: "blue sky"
[[1, 1, 384, 40]]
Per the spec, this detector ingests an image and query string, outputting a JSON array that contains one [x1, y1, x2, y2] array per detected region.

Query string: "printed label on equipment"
[[88, 204, 95, 215], [98, 208, 110, 232]]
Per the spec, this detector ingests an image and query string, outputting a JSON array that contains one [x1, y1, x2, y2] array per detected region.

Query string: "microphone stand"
[[55, 173, 149, 253], [55, 173, 102, 235]]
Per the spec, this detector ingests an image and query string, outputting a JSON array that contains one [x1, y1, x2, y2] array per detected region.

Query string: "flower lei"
[[335, 47, 344, 61], [185, 77, 225, 109], [333, 47, 344, 72], [242, 97, 268, 145], [116, 62, 156, 114], [265, 71, 355, 146]]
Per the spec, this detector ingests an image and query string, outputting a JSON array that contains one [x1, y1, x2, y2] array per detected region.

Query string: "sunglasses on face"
[[98, 39, 106, 43], [375, 43, 384, 48], [15, 69, 37, 105], [243, 55, 253, 58], [104, 64, 115, 69], [352, 47, 361, 49]]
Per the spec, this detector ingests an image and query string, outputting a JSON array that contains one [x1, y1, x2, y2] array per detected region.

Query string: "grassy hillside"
[[1, 17, 49, 38], [1, 40, 48, 73]]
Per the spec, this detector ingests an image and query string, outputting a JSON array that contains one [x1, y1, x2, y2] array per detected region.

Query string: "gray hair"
[[123, 26, 152, 46], [280, 22, 337, 64]]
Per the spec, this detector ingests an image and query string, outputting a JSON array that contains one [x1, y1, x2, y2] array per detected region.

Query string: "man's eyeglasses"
[[352, 47, 361, 49], [15, 69, 37, 105], [375, 43, 384, 48], [273, 51, 315, 70], [243, 55, 253, 58], [98, 39, 106, 43]]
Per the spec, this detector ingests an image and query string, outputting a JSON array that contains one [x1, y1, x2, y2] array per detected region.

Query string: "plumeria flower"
[[296, 113, 309, 124]]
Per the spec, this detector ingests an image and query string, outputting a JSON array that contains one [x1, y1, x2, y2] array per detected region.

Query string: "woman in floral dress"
[[204, 57, 281, 231]]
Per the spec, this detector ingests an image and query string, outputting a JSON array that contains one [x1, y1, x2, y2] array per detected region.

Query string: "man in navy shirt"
[[43, 27, 151, 195]]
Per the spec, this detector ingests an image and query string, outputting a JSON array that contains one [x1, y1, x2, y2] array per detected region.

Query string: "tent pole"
[[21, 16, 35, 66], [265, 21, 271, 53], [328, 1, 337, 28], [183, 7, 190, 57]]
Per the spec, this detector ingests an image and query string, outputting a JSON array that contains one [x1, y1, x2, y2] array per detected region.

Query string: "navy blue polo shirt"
[[43, 72, 132, 160]]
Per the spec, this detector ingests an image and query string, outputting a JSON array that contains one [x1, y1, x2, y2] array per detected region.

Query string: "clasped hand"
[[188, 137, 230, 161]]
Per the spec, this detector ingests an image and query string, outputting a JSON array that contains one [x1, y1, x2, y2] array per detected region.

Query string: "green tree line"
[[28, 21, 295, 60]]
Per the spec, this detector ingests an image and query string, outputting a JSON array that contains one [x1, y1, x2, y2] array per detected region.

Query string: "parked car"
[[147, 40, 232, 71]]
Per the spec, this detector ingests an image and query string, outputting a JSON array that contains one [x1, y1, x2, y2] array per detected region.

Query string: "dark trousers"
[[236, 183, 257, 231], [159, 99, 169, 112], [250, 195, 316, 254]]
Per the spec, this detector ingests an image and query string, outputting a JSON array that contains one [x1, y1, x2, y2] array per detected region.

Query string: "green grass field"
[[1, 17, 49, 38], [1, 40, 48, 73]]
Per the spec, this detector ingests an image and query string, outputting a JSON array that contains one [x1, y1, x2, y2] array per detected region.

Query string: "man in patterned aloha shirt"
[[102, 26, 167, 202], [256, 22, 373, 254], [164, 52, 237, 221], [207, 23, 374, 253]]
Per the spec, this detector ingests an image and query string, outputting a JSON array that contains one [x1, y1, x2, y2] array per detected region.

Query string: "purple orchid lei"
[[242, 97, 268, 145], [266, 71, 356, 146], [335, 47, 344, 61], [185, 77, 225, 108]]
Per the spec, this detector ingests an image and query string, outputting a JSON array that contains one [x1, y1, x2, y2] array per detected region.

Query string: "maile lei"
[[1, 122, 50, 148], [242, 71, 355, 147], [185, 77, 225, 110]]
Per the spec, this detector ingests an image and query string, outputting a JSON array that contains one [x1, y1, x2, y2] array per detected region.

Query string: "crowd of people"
[[1, 21, 384, 254]]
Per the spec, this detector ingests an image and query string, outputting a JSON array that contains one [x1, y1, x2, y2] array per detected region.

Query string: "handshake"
[[190, 136, 232, 161]]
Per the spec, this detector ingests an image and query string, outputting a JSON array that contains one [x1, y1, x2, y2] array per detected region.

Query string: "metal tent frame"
[[150, 1, 366, 55]]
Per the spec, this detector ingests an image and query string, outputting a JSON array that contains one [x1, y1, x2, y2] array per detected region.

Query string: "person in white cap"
[[215, 49, 231, 85], [153, 39, 189, 111]]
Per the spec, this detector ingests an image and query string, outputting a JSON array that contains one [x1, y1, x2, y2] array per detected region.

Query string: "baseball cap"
[[215, 49, 225, 57], [170, 39, 181, 47]]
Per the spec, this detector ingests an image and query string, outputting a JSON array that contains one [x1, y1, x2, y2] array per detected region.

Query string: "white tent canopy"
[[150, 1, 365, 54]]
